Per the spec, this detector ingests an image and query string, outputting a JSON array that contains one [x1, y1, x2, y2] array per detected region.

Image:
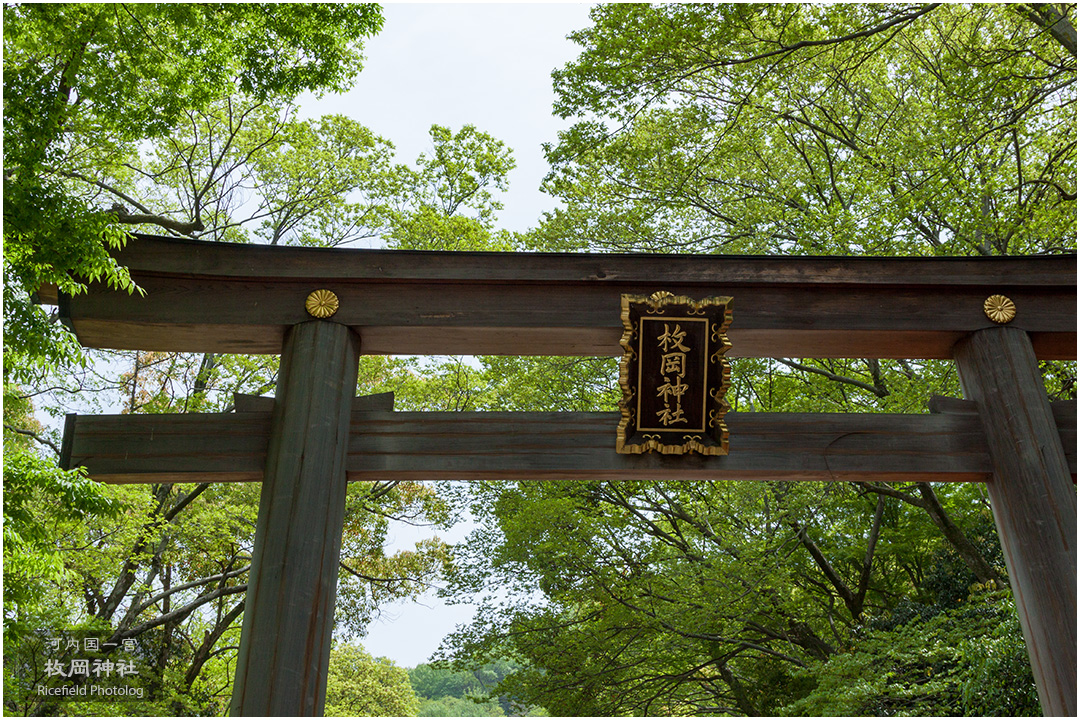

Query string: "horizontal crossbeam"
[[40, 234, 1076, 359], [61, 400, 1076, 485]]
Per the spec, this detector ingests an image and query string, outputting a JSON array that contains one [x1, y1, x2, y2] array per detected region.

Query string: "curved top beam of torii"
[[39, 233, 1075, 359]]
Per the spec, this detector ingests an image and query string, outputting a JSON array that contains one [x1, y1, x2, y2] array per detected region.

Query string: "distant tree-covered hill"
[[409, 659, 546, 717]]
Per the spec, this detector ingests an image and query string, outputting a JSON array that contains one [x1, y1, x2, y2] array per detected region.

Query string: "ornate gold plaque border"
[[616, 291, 733, 455]]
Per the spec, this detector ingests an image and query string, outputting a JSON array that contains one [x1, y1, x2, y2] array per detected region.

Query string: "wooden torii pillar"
[[50, 234, 1077, 716], [229, 321, 360, 715], [956, 328, 1076, 714]]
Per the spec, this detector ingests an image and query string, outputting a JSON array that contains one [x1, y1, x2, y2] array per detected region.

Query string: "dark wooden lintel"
[[61, 402, 1078, 485], [929, 395, 1077, 476], [43, 234, 1076, 360]]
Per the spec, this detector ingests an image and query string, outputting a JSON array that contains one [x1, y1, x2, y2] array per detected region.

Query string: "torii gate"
[[51, 234, 1075, 716]]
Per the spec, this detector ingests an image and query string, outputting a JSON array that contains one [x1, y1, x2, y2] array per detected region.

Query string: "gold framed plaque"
[[616, 292, 732, 455]]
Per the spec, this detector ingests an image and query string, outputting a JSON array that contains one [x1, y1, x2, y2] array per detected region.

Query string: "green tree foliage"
[[418, 695, 505, 717], [6, 4, 1073, 717], [3, 3, 531, 712], [249, 113, 395, 247], [1, 391, 122, 648], [427, 12, 1075, 710], [3, 1, 383, 641], [410, 659, 546, 717], [0, 5, 469, 716], [383, 124, 517, 251], [532, 3, 1075, 256], [324, 642, 419, 717], [442, 474, 1039, 716], [3, 3, 384, 374], [10, 97, 518, 713], [4, 351, 474, 714], [783, 587, 1038, 716]]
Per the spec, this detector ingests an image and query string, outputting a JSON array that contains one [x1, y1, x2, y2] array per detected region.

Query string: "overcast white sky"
[[301, 3, 595, 667]]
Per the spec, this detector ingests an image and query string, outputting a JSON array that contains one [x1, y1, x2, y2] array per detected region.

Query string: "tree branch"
[[184, 599, 245, 688], [109, 204, 205, 236], [4, 423, 61, 457], [163, 483, 211, 523], [130, 564, 250, 617], [50, 167, 205, 235], [861, 482, 1005, 588], [1019, 3, 1078, 57], [915, 483, 1005, 588], [775, 358, 889, 397], [1022, 178, 1077, 201], [51, 168, 154, 214], [110, 583, 247, 641], [791, 521, 861, 620], [853, 495, 886, 616], [698, 4, 943, 71], [716, 661, 758, 716]]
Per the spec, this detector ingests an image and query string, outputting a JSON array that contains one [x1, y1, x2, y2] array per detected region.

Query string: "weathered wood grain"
[[233, 391, 394, 413], [46, 234, 1075, 359], [60, 403, 1079, 485], [63, 412, 270, 483], [929, 396, 1077, 475], [954, 328, 1077, 717], [230, 321, 361, 717]]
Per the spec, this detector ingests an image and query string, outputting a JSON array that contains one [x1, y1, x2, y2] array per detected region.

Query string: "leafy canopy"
[[324, 642, 419, 717], [3, 2, 384, 377], [2, 0, 382, 673], [532, 3, 1076, 256]]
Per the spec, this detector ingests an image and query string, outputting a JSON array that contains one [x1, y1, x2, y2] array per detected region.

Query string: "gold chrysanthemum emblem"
[[983, 294, 1016, 324], [305, 289, 339, 319]]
